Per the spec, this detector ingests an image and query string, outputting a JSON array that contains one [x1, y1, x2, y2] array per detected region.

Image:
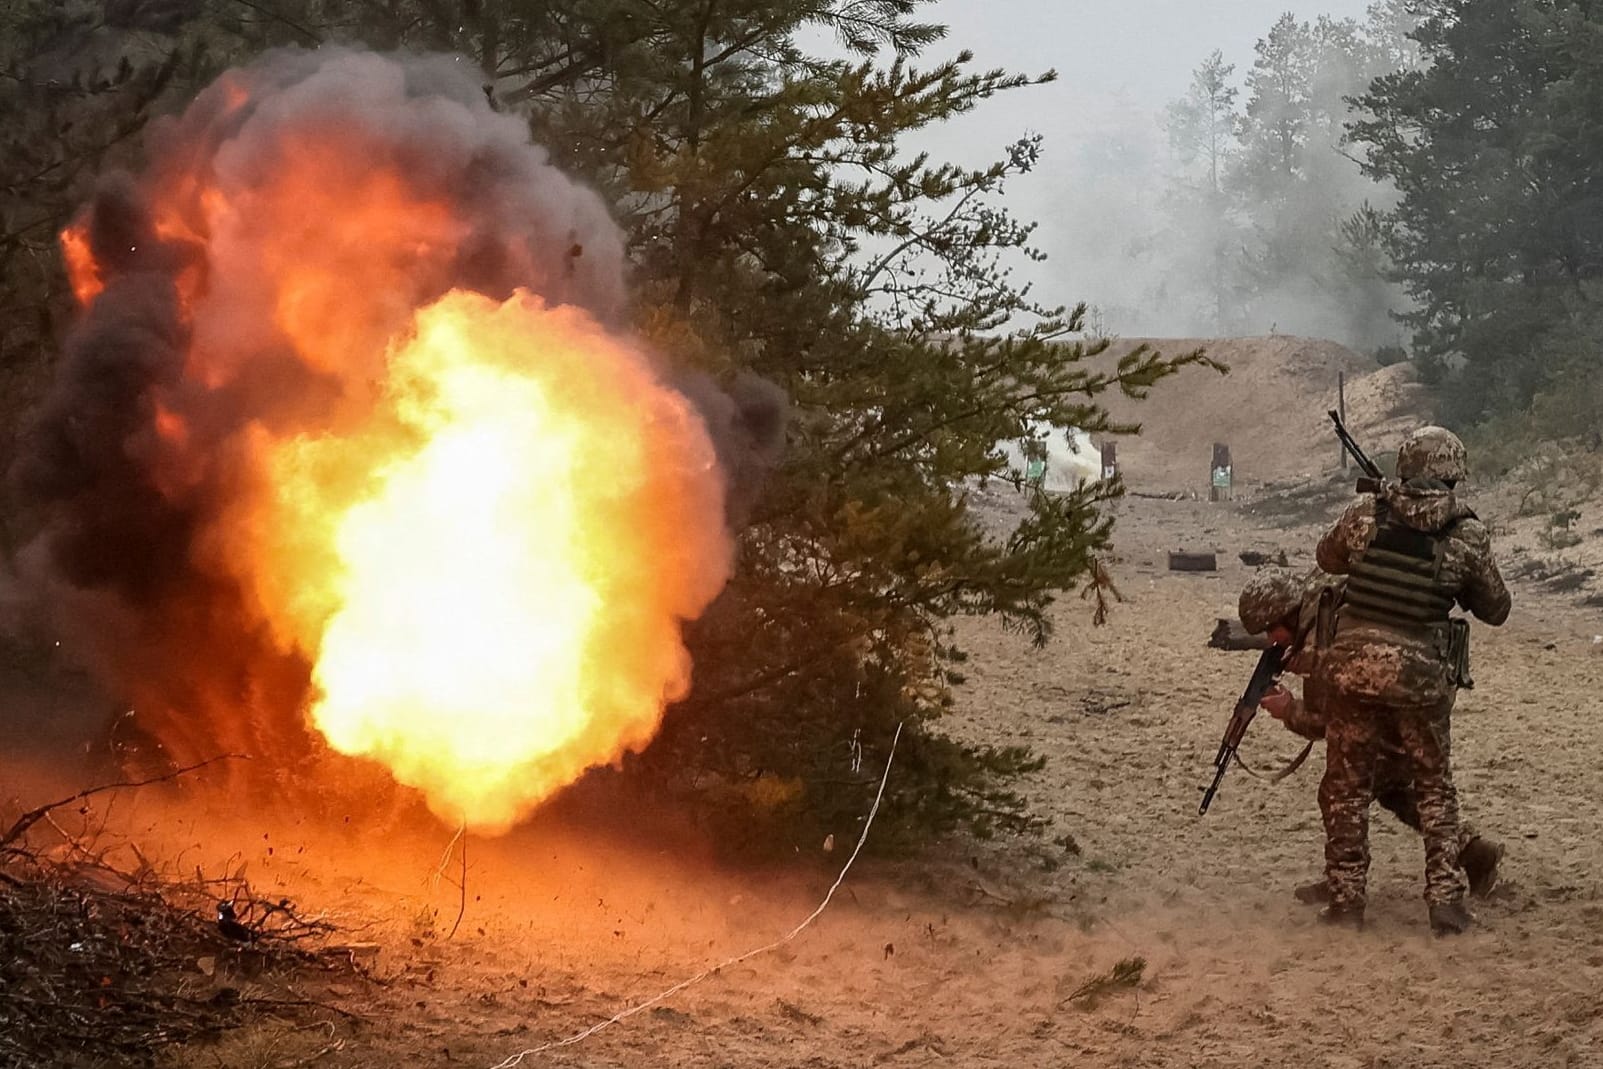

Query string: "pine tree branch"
[[227, 0, 322, 43]]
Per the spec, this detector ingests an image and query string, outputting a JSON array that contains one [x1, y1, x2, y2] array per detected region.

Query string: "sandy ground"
[[9, 347, 1601, 1068], [118, 473, 1603, 1069]]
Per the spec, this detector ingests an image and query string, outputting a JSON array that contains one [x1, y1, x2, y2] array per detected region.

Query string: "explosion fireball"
[[277, 291, 730, 830], [19, 49, 773, 832]]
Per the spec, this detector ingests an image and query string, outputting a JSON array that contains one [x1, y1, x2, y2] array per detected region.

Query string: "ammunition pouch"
[[1315, 584, 1340, 651], [1447, 618, 1474, 690]]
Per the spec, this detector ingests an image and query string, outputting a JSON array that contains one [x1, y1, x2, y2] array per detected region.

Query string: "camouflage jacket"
[[1313, 480, 1511, 706]]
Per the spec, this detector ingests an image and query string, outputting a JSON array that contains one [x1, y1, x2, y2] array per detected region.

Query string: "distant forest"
[[1087, 0, 1603, 437]]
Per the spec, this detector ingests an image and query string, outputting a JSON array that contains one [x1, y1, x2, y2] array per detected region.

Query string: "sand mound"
[[1091, 335, 1432, 491]]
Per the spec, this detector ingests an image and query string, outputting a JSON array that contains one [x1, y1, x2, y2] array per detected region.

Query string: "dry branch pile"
[[0, 768, 363, 1067], [0, 873, 246, 1067]]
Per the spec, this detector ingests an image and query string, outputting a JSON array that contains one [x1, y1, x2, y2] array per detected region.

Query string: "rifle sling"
[[1231, 740, 1316, 784]]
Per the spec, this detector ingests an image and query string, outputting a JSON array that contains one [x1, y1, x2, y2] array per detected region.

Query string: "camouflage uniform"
[[1269, 655, 1480, 864], [1313, 428, 1510, 927], [1236, 569, 1490, 881]]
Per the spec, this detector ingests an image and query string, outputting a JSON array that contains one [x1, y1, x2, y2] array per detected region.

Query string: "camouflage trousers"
[[1374, 775, 1477, 852], [1319, 694, 1466, 909]]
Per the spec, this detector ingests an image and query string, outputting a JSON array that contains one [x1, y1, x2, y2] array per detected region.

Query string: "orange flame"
[[60, 225, 103, 306], [55, 52, 736, 832]]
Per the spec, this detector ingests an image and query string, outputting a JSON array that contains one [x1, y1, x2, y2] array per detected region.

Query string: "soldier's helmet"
[[1396, 425, 1468, 484], [1238, 568, 1302, 635]]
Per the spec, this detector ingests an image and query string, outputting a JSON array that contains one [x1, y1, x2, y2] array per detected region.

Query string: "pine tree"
[[1162, 51, 1243, 333], [1362, 0, 1424, 72], [1167, 50, 1238, 199], [1351, 0, 1603, 424], [1236, 14, 1314, 193]]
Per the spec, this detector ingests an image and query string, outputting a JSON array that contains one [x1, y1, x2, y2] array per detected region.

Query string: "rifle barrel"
[[1199, 761, 1229, 815], [1327, 409, 1383, 480]]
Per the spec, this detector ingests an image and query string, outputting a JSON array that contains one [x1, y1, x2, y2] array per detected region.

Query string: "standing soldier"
[[1313, 426, 1510, 934], [1236, 568, 1504, 906]]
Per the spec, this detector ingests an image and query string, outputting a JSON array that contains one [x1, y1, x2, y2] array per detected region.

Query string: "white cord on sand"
[[487, 720, 904, 1069]]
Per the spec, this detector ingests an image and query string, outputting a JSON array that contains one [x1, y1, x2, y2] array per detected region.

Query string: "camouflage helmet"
[[1238, 568, 1302, 635], [1396, 425, 1467, 484]]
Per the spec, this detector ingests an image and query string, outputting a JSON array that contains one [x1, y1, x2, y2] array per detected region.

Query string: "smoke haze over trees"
[[1051, 1, 1422, 352], [1089, 0, 1603, 442]]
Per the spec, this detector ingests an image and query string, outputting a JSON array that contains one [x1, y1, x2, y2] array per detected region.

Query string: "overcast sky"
[[927, 0, 1376, 131], [902, 0, 1382, 332]]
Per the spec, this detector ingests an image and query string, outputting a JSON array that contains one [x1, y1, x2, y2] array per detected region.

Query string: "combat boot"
[[1428, 900, 1473, 935], [1317, 903, 1364, 930], [1459, 837, 1504, 897], [1293, 879, 1330, 904]]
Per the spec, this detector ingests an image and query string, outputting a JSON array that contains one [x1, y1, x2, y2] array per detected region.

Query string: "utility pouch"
[[1447, 618, 1474, 690], [1315, 585, 1340, 650]]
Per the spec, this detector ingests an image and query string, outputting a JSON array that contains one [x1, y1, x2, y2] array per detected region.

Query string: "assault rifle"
[[1328, 409, 1384, 493], [1198, 643, 1286, 815]]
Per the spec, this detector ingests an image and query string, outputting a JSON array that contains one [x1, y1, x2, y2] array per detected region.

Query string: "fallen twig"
[[447, 823, 468, 940], [237, 996, 368, 1023], [0, 754, 245, 849]]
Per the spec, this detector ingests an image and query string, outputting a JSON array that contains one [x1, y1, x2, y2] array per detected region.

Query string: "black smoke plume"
[[10, 48, 785, 787]]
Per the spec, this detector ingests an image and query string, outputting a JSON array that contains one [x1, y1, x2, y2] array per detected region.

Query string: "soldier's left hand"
[[1258, 685, 1293, 720]]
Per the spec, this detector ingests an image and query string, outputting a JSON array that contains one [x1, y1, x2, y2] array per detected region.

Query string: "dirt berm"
[[1094, 335, 1430, 491]]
